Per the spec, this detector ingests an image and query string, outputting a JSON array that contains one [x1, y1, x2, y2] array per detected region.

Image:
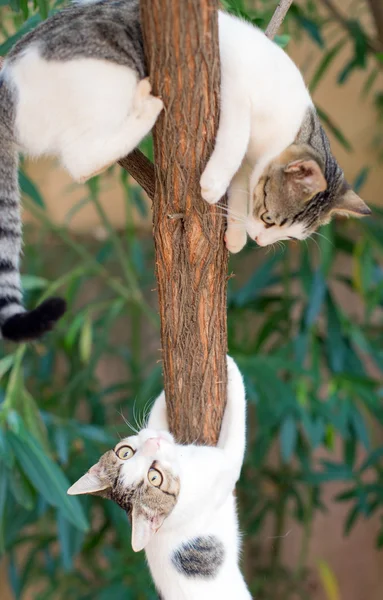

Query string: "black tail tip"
[[2, 297, 67, 343]]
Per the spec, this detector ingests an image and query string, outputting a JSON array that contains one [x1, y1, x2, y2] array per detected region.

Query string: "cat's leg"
[[216, 356, 246, 482], [225, 165, 249, 254], [62, 79, 163, 181], [147, 392, 169, 432], [200, 91, 250, 204]]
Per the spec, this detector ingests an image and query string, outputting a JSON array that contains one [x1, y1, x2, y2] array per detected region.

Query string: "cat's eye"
[[115, 445, 135, 460], [148, 468, 163, 487], [261, 213, 275, 226]]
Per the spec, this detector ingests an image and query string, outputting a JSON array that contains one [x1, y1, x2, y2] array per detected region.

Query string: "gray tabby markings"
[[172, 535, 225, 579], [7, 0, 147, 77], [293, 106, 346, 226]]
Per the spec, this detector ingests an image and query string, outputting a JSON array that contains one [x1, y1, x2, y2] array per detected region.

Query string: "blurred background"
[[0, 0, 382, 598]]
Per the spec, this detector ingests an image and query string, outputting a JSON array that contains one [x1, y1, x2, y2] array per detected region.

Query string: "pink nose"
[[142, 438, 161, 456]]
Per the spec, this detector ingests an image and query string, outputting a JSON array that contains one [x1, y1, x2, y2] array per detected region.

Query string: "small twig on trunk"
[[118, 149, 155, 200], [265, 0, 294, 39]]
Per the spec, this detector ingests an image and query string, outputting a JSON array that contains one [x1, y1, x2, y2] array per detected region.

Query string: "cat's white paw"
[[225, 228, 247, 253], [138, 95, 164, 121], [200, 170, 229, 204], [136, 77, 152, 99]]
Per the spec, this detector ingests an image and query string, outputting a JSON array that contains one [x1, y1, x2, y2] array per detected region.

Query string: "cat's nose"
[[142, 437, 161, 456]]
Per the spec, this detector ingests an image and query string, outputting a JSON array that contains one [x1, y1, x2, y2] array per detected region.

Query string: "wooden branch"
[[265, 0, 294, 39], [140, 0, 227, 445], [366, 0, 383, 48], [118, 149, 155, 200]]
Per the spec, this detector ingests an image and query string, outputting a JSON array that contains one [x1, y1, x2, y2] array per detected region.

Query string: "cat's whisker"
[[307, 234, 321, 256], [216, 204, 248, 219], [213, 210, 248, 224], [118, 408, 139, 435], [311, 230, 334, 247]]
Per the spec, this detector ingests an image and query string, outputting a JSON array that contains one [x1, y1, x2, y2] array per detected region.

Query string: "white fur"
[[117, 357, 250, 600], [200, 12, 313, 250], [5, 45, 163, 181]]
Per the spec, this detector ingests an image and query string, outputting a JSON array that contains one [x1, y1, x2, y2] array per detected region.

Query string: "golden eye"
[[148, 468, 163, 487], [115, 445, 135, 460], [262, 213, 274, 224]]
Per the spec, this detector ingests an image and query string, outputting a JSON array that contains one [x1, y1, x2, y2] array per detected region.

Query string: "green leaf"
[[6, 430, 88, 532], [20, 275, 48, 291], [274, 34, 290, 48], [57, 510, 85, 571], [317, 107, 353, 152], [280, 415, 297, 462], [296, 15, 324, 47], [359, 447, 383, 472], [79, 317, 93, 364], [304, 269, 326, 328], [0, 15, 41, 55], [9, 467, 35, 510], [231, 254, 282, 307], [317, 560, 341, 600], [310, 40, 347, 93], [353, 167, 370, 193], [0, 354, 16, 382], [19, 170, 45, 208], [0, 462, 8, 554]]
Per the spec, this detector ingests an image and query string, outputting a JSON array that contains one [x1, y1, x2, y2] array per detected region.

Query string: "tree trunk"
[[140, 0, 228, 445]]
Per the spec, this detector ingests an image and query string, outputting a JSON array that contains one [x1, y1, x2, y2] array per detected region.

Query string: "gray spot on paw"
[[172, 535, 225, 579]]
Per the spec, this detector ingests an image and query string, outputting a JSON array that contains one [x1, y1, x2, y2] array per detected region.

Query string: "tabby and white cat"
[[200, 13, 371, 252], [68, 356, 251, 600], [0, 0, 370, 341]]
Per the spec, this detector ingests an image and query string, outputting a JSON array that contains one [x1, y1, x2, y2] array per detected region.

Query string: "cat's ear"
[[331, 188, 371, 218], [67, 464, 110, 496], [284, 159, 327, 197], [131, 505, 166, 552]]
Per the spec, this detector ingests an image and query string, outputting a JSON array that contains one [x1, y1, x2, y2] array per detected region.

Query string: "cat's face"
[[68, 428, 181, 552], [247, 144, 371, 246]]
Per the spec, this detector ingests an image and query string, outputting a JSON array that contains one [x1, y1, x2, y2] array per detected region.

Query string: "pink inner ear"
[[285, 159, 327, 193]]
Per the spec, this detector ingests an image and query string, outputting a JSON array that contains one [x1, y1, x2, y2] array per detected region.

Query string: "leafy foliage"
[[0, 0, 382, 599]]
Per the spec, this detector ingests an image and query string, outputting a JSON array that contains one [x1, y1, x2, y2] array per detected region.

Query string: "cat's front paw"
[[225, 227, 247, 254], [200, 170, 229, 204]]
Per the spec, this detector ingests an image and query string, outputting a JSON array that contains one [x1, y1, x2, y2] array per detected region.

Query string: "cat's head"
[[68, 428, 181, 552], [247, 143, 371, 246]]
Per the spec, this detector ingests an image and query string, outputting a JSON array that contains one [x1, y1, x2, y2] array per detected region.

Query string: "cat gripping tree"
[[119, 0, 293, 445]]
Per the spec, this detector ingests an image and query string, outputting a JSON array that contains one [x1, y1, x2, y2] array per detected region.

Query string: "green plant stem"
[[88, 185, 140, 292], [270, 483, 288, 575], [24, 197, 158, 327], [296, 486, 314, 580]]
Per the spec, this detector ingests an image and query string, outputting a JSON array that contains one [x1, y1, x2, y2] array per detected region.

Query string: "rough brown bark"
[[140, 0, 227, 445]]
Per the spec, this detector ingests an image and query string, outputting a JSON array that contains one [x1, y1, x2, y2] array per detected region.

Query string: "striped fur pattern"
[[200, 13, 371, 251], [172, 536, 225, 579], [68, 357, 252, 600], [0, 0, 160, 341]]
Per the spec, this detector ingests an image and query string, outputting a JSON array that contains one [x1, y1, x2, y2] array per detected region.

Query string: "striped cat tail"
[[0, 76, 66, 342]]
